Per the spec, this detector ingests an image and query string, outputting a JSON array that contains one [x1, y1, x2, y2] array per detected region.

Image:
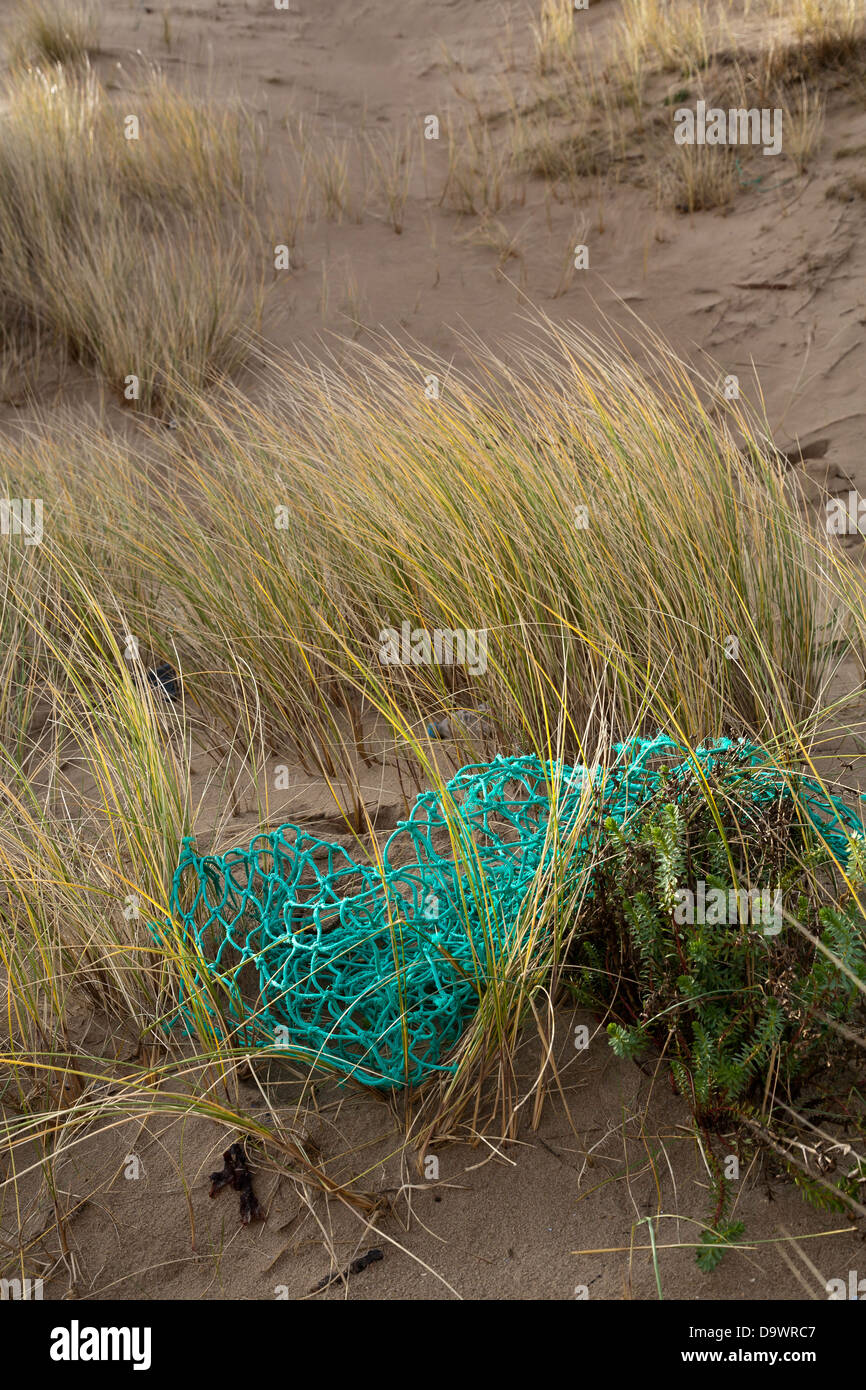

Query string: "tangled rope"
[[157, 735, 864, 1089]]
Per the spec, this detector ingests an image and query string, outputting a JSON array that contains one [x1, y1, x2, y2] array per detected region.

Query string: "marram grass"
[[0, 62, 262, 410], [1, 315, 865, 1284]]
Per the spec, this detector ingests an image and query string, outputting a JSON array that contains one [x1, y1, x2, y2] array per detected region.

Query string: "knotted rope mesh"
[[157, 735, 864, 1088]]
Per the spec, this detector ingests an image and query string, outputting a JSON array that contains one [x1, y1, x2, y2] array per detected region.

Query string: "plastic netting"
[[156, 734, 865, 1088]]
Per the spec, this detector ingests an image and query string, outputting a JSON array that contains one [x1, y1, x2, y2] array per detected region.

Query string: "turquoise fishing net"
[[157, 735, 865, 1089]]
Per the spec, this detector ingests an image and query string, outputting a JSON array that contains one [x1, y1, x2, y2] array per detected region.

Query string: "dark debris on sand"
[[208, 1142, 264, 1225]]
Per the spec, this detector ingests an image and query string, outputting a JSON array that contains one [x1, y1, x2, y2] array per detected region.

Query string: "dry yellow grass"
[[5, 0, 99, 70], [0, 63, 262, 410], [781, 82, 826, 172]]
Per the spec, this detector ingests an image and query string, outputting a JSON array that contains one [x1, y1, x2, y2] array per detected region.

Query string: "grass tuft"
[[0, 63, 262, 410], [6, 0, 99, 70]]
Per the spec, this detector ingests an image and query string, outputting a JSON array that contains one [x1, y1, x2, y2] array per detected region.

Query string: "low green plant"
[[574, 743, 866, 1264]]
